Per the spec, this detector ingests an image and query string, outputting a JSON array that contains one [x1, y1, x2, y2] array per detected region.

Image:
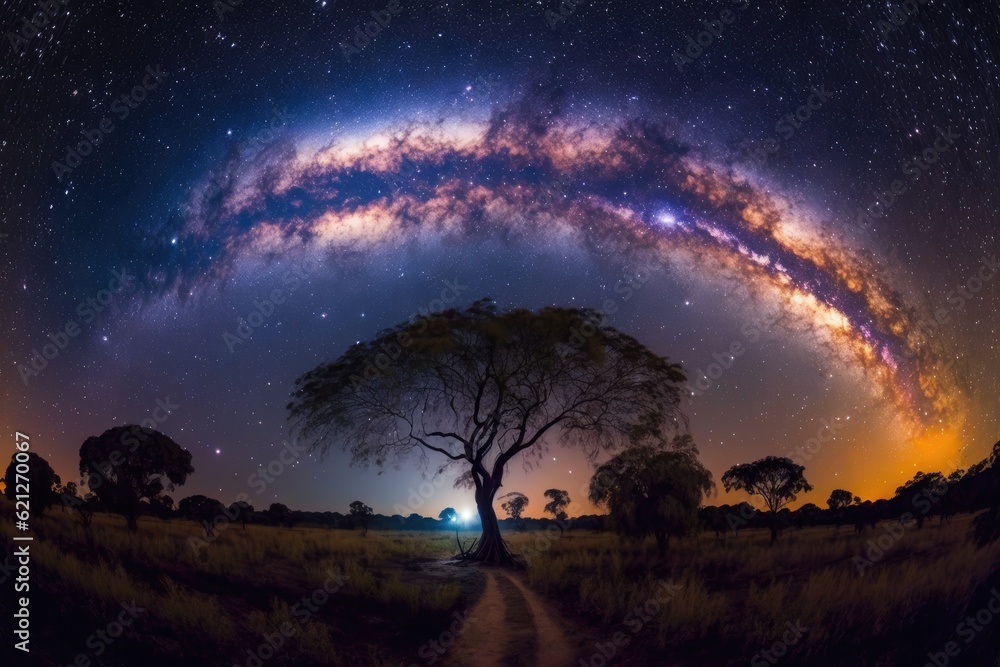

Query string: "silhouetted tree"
[[79, 425, 193, 531], [543, 489, 570, 533], [721, 501, 760, 536], [794, 503, 821, 529], [543, 489, 570, 519], [849, 500, 878, 534], [699, 506, 728, 537], [970, 442, 1000, 547], [59, 480, 100, 528], [349, 500, 373, 535], [4, 452, 61, 518], [287, 299, 689, 567], [229, 500, 254, 529], [500, 492, 529, 529], [827, 489, 855, 511], [267, 502, 294, 527], [178, 495, 226, 537], [722, 456, 812, 544], [589, 437, 714, 555], [439, 507, 458, 523], [894, 471, 948, 529]]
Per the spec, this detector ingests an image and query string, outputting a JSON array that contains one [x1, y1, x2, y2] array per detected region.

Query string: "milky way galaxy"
[[3, 0, 999, 513]]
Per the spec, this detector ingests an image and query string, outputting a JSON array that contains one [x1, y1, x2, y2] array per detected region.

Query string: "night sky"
[[2, 0, 999, 518]]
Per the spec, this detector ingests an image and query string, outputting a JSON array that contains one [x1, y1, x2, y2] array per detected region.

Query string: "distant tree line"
[[5, 426, 1000, 554]]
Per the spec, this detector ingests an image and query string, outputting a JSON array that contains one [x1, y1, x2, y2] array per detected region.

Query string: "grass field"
[[509, 515, 1000, 665], [2, 498, 998, 666]]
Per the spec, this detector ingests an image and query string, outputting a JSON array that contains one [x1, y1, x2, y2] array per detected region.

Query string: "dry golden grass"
[[4, 497, 998, 665], [508, 516, 1000, 662], [0, 503, 468, 666]]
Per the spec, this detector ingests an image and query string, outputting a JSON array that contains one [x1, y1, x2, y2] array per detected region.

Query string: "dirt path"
[[449, 568, 577, 667]]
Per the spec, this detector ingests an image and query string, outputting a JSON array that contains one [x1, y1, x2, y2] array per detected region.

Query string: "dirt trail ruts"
[[449, 568, 576, 667]]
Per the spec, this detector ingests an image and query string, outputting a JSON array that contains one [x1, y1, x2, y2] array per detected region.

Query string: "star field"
[[2, 0, 999, 515]]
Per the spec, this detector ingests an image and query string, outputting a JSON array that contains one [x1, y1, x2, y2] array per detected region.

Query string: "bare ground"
[[447, 566, 577, 667]]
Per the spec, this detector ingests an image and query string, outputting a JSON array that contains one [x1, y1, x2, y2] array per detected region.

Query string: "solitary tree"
[[79, 425, 194, 531], [349, 500, 374, 535], [267, 502, 295, 527], [589, 437, 714, 555], [178, 495, 226, 537], [543, 488, 571, 533], [230, 500, 254, 529], [287, 299, 688, 566], [4, 452, 61, 517], [827, 489, 855, 511], [722, 456, 812, 544], [500, 492, 529, 529]]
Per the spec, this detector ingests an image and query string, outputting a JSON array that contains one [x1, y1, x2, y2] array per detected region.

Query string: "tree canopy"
[[827, 489, 856, 511], [589, 436, 714, 554], [287, 298, 689, 566], [500, 492, 529, 528], [79, 425, 193, 531], [178, 495, 226, 536], [722, 456, 812, 543], [349, 500, 374, 535], [543, 488, 571, 522]]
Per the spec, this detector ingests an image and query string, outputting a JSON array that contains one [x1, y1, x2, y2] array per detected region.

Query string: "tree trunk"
[[769, 522, 779, 544], [126, 512, 139, 532], [458, 480, 523, 567]]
